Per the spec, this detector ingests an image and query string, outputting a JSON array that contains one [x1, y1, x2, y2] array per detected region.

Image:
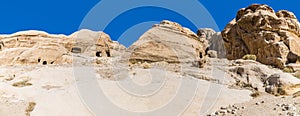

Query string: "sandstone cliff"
[[127, 20, 209, 67], [0, 30, 125, 65], [222, 4, 300, 68]]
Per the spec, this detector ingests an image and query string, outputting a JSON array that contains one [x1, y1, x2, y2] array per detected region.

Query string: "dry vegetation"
[[142, 62, 152, 69], [276, 87, 287, 96], [25, 102, 36, 116], [283, 67, 295, 73], [250, 91, 260, 98], [12, 80, 32, 87], [42, 85, 62, 90], [242, 54, 257, 61]]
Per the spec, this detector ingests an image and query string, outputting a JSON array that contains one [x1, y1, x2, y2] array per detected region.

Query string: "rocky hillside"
[[222, 4, 300, 69], [0, 4, 299, 116], [0, 29, 125, 66]]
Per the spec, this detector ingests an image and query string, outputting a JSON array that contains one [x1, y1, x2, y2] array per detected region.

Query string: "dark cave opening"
[[96, 51, 102, 57], [42, 61, 47, 65]]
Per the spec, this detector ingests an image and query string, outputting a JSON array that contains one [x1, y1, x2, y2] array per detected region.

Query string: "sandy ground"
[[0, 64, 252, 116], [0, 58, 299, 116], [0, 66, 91, 116], [209, 94, 300, 116]]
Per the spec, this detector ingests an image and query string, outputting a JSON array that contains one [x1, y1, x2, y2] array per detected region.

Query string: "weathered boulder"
[[207, 50, 218, 58], [264, 73, 299, 95], [222, 4, 300, 68], [228, 59, 300, 94], [266, 74, 282, 86], [128, 20, 209, 67]]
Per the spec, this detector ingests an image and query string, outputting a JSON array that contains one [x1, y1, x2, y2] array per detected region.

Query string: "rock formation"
[[69, 29, 125, 58], [222, 4, 300, 68], [209, 33, 227, 58], [228, 59, 300, 95], [197, 28, 216, 40], [0, 30, 125, 65], [128, 20, 209, 67], [0, 31, 72, 65], [198, 29, 227, 58], [0, 19, 300, 116]]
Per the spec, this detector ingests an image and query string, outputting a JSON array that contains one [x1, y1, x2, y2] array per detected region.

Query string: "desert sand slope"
[[0, 66, 92, 116]]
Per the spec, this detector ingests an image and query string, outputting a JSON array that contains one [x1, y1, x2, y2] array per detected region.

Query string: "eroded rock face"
[[197, 29, 227, 58], [128, 20, 209, 67], [197, 28, 216, 40], [69, 29, 125, 58], [0, 30, 125, 65], [0, 31, 72, 65], [222, 4, 300, 68], [209, 32, 227, 58]]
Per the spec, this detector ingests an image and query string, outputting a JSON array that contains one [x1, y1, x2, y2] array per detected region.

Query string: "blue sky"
[[0, 0, 299, 35]]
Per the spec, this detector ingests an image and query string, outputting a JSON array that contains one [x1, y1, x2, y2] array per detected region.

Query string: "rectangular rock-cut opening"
[[106, 51, 111, 57], [71, 47, 82, 53], [199, 52, 203, 59]]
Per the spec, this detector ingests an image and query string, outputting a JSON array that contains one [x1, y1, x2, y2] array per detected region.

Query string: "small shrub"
[[25, 102, 36, 116], [5, 77, 14, 81], [95, 59, 102, 64], [242, 54, 257, 61], [243, 83, 253, 88], [12, 80, 32, 87], [129, 59, 138, 64], [283, 67, 295, 73], [250, 92, 260, 98], [277, 87, 287, 96], [142, 62, 151, 69]]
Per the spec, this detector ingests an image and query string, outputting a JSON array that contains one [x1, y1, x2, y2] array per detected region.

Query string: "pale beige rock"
[[0, 30, 125, 66], [128, 20, 208, 67], [209, 32, 227, 58], [207, 50, 218, 58], [197, 28, 216, 40], [197, 29, 226, 58], [1, 19, 300, 116], [228, 59, 300, 95], [222, 4, 300, 68], [0, 30, 72, 65], [69, 29, 125, 58]]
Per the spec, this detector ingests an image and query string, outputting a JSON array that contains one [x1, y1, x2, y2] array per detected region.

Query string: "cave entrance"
[[71, 47, 82, 53], [199, 52, 203, 59], [106, 51, 111, 57], [205, 48, 209, 54], [96, 51, 102, 57], [42, 61, 47, 65]]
